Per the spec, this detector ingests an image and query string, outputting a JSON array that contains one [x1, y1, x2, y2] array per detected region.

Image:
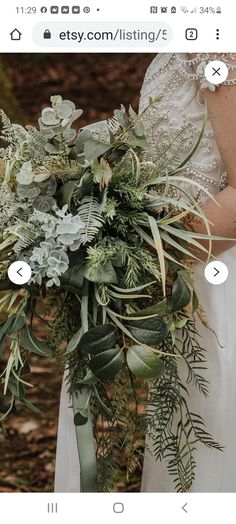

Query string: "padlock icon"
[[43, 29, 51, 39]]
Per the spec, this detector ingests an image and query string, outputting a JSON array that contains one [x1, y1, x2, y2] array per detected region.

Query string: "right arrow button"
[[204, 261, 228, 285]]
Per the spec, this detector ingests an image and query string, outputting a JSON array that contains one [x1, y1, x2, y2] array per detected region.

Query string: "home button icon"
[[10, 28, 22, 41], [113, 502, 124, 514]]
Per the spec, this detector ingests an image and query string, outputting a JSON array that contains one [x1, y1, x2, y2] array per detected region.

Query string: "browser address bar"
[[32, 22, 173, 48]]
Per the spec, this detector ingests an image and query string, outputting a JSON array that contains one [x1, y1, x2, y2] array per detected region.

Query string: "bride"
[[54, 53, 236, 492]]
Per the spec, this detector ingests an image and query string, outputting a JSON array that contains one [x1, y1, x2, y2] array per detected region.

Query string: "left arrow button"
[[8, 261, 32, 285]]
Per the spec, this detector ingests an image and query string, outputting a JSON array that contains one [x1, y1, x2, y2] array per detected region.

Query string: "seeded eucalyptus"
[[0, 96, 223, 492]]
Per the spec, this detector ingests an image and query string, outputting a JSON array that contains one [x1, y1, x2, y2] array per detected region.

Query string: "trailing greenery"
[[0, 95, 224, 492]]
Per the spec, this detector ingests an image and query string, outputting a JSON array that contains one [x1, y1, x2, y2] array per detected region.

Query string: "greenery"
[[0, 95, 224, 492]]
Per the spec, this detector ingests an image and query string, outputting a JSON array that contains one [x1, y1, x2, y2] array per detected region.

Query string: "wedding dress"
[[54, 53, 236, 492]]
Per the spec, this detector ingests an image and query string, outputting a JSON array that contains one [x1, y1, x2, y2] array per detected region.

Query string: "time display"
[[16, 7, 37, 14]]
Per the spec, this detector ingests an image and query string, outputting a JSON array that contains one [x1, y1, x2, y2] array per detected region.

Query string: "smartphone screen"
[[0, 1, 235, 521]]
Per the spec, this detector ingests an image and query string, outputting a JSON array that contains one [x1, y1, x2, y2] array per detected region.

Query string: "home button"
[[113, 502, 124, 514]]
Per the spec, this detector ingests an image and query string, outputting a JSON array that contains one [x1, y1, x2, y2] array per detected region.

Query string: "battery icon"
[[216, 6, 222, 13]]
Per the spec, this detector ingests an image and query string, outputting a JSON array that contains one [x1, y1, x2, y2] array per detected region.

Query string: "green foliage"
[[89, 347, 125, 380], [79, 324, 117, 354], [78, 195, 104, 244], [145, 325, 222, 492], [127, 345, 165, 379], [0, 95, 222, 493], [126, 317, 169, 345], [21, 325, 53, 356], [172, 274, 192, 312]]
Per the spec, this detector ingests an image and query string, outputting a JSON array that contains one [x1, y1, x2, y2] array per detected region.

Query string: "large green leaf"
[[58, 180, 77, 206], [130, 299, 167, 318], [75, 129, 92, 155], [65, 327, 84, 354], [172, 274, 191, 312], [0, 314, 24, 342], [84, 260, 118, 284], [21, 325, 53, 357], [76, 369, 98, 386], [89, 347, 124, 380], [60, 262, 86, 290], [126, 317, 168, 345], [127, 344, 165, 379], [79, 324, 117, 354], [84, 139, 112, 162]]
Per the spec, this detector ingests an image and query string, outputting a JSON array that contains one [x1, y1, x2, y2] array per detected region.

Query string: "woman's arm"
[[191, 71, 236, 257]]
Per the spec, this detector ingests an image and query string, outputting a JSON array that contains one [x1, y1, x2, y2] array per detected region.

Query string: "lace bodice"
[[139, 53, 236, 202]]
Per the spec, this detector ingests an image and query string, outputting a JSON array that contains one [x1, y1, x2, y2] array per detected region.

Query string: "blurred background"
[[0, 53, 154, 493]]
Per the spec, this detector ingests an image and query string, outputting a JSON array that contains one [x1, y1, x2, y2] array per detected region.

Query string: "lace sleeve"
[[196, 53, 236, 91], [176, 54, 236, 92]]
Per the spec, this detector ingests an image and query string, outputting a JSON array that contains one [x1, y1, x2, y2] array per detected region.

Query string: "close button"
[[205, 60, 229, 86]]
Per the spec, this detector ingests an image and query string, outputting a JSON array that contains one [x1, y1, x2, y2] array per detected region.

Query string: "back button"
[[8, 261, 32, 285]]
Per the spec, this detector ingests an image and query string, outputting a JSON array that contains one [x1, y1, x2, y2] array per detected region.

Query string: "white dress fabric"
[[55, 53, 236, 492]]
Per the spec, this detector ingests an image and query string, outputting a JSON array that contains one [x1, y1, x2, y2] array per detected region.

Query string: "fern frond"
[[147, 124, 193, 179], [0, 110, 13, 143], [107, 116, 121, 135], [78, 195, 104, 244], [145, 330, 222, 492]]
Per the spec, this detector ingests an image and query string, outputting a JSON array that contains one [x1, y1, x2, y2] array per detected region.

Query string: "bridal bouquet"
[[0, 96, 222, 492]]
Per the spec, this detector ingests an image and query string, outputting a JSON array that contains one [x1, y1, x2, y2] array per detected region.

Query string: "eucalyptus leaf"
[[45, 143, 59, 154], [79, 324, 117, 354], [172, 274, 191, 312], [126, 317, 168, 345], [54, 102, 73, 119], [127, 344, 165, 379], [75, 129, 92, 155], [84, 139, 111, 162]]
